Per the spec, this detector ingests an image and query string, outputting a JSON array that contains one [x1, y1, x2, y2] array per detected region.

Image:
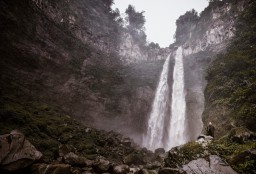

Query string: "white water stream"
[[143, 47, 186, 151], [168, 47, 186, 148]]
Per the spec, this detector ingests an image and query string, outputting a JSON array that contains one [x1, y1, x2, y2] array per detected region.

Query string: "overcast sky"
[[112, 0, 208, 47]]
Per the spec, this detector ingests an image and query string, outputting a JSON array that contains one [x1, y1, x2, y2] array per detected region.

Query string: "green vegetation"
[[208, 135, 256, 174], [0, 95, 138, 163], [202, 3, 256, 172], [164, 133, 255, 173], [164, 141, 205, 167], [204, 1, 256, 131]]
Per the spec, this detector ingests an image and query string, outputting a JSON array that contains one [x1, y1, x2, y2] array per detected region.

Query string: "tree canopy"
[[125, 5, 146, 31]]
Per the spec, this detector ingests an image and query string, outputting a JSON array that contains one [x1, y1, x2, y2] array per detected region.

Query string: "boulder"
[[182, 155, 237, 174], [154, 148, 165, 155], [31, 163, 71, 174], [124, 153, 147, 165], [0, 130, 42, 171], [92, 156, 111, 173], [228, 127, 255, 144], [113, 164, 130, 174], [64, 152, 91, 167]]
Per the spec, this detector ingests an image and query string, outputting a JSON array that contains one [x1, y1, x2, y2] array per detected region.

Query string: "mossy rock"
[[124, 152, 147, 165], [228, 127, 256, 144], [165, 141, 205, 168]]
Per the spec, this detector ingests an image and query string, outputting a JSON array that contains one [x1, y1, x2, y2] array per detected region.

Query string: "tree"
[[103, 0, 114, 7], [110, 8, 124, 26], [125, 5, 145, 31], [176, 9, 199, 25], [148, 42, 160, 49]]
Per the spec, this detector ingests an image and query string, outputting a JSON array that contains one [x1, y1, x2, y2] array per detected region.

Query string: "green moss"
[[165, 141, 205, 168], [0, 95, 143, 163], [179, 141, 205, 159], [208, 133, 256, 174]]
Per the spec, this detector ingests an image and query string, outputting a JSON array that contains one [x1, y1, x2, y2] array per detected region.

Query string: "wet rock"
[[124, 153, 147, 165], [182, 155, 237, 174], [113, 164, 130, 174], [183, 158, 212, 174], [92, 156, 111, 173], [64, 152, 89, 167], [31, 163, 71, 174], [0, 130, 42, 171], [154, 148, 165, 155]]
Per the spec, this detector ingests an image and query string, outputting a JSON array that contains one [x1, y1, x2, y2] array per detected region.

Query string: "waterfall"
[[143, 47, 186, 151], [167, 47, 186, 148], [143, 54, 171, 150]]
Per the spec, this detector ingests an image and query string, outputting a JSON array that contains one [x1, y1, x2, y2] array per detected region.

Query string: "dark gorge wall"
[[0, 0, 166, 143]]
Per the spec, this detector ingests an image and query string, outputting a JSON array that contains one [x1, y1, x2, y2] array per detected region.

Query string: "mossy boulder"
[[228, 127, 256, 144], [164, 141, 205, 168], [124, 152, 147, 165]]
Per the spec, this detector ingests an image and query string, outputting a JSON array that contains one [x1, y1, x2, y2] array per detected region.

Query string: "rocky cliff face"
[[119, 32, 170, 64], [0, 0, 167, 145], [172, 0, 252, 140], [177, 0, 249, 56]]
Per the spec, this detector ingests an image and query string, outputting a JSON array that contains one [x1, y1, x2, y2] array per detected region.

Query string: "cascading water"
[[143, 54, 171, 150], [167, 47, 186, 148], [143, 47, 186, 151]]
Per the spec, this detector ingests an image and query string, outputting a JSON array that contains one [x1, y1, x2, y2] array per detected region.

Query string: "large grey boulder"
[[182, 155, 237, 174], [113, 164, 130, 174], [0, 130, 42, 171]]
